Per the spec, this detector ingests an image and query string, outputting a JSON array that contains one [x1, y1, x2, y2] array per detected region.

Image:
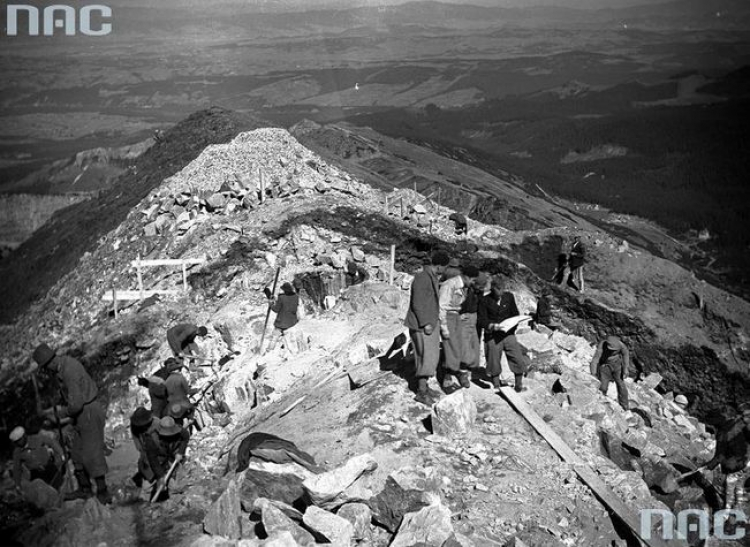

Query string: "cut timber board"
[[132, 257, 206, 267], [102, 289, 181, 301], [498, 386, 669, 547]]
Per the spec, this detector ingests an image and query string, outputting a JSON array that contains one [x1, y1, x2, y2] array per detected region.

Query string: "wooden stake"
[[400, 197, 404, 218], [437, 186, 441, 210], [413, 181, 417, 193], [112, 289, 118, 319], [385, 195, 389, 214], [259, 169, 266, 204], [136, 255, 144, 301], [389, 244, 395, 285], [181, 262, 188, 291]]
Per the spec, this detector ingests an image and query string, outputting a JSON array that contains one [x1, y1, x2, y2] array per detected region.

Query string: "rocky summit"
[[1, 108, 750, 547]]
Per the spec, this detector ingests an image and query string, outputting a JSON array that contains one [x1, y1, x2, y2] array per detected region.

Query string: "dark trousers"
[[485, 332, 529, 378], [442, 313, 463, 374], [599, 362, 629, 410]]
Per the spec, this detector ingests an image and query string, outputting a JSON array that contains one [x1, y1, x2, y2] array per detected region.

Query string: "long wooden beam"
[[498, 386, 669, 547], [131, 257, 206, 267], [102, 289, 181, 301]]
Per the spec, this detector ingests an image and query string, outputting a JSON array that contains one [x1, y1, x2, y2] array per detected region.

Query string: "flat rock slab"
[[204, 474, 243, 539], [390, 502, 454, 547], [302, 505, 355, 546]]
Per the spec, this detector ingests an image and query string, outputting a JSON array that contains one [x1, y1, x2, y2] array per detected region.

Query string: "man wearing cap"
[[478, 277, 530, 393], [590, 335, 630, 410], [167, 323, 208, 357], [459, 268, 486, 374], [404, 250, 450, 405], [33, 343, 110, 503], [129, 407, 160, 489], [168, 401, 195, 433], [10, 426, 65, 493], [439, 264, 479, 392], [152, 416, 190, 500]]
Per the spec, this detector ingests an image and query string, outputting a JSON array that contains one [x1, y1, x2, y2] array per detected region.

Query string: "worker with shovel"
[[704, 408, 750, 510]]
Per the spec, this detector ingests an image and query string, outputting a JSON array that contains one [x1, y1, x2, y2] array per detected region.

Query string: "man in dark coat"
[[266, 281, 300, 353], [590, 335, 630, 410], [165, 360, 191, 409], [704, 409, 750, 510], [404, 250, 450, 405], [129, 407, 160, 489], [167, 323, 208, 357], [477, 277, 530, 393], [151, 416, 190, 500], [33, 343, 110, 503], [567, 236, 585, 292], [137, 375, 168, 418]]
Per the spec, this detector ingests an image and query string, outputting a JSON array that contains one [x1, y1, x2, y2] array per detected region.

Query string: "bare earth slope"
[[1, 116, 750, 546]]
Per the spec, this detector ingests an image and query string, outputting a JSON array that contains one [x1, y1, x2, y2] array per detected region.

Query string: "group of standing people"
[[405, 251, 531, 406]]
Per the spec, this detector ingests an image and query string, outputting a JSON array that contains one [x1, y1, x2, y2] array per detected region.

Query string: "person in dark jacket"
[[590, 335, 630, 410], [167, 323, 208, 357], [137, 375, 168, 418], [165, 360, 191, 409], [271, 282, 299, 331], [151, 416, 190, 500], [459, 268, 486, 375], [478, 277, 529, 393], [404, 251, 450, 405], [129, 407, 160, 489], [10, 426, 65, 492], [704, 409, 750, 510], [567, 236, 585, 292], [33, 343, 110, 503]]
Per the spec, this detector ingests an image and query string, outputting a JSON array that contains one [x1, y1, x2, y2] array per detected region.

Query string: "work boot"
[[414, 391, 433, 406], [459, 371, 471, 389], [64, 471, 93, 501]]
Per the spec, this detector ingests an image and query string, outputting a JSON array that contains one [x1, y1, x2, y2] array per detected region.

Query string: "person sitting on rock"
[[344, 261, 369, 287], [152, 416, 190, 500], [448, 212, 468, 235], [531, 289, 557, 332], [704, 408, 750, 510], [166, 323, 208, 358], [129, 407, 160, 490], [477, 276, 530, 393], [10, 426, 65, 494], [590, 335, 629, 410]]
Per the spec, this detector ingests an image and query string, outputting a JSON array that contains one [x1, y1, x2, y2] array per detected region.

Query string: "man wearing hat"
[[167, 323, 208, 357], [478, 276, 530, 393], [590, 335, 630, 410], [137, 374, 168, 418], [266, 281, 300, 353], [404, 250, 450, 405], [459, 268, 487, 374], [129, 407, 160, 489], [168, 401, 195, 433], [165, 360, 191, 409], [152, 416, 190, 499], [439, 264, 480, 392], [10, 426, 65, 493], [33, 343, 110, 503]]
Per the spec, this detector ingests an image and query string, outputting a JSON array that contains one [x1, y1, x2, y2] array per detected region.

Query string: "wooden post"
[[413, 181, 417, 194], [400, 197, 404, 218], [112, 289, 118, 319], [389, 244, 395, 285], [136, 255, 144, 301], [437, 186, 441, 211], [181, 261, 188, 291], [259, 168, 266, 204], [429, 219, 433, 235]]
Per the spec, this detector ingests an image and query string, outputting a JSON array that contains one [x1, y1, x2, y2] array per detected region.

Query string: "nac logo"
[[641, 508, 747, 540], [6, 4, 112, 36]]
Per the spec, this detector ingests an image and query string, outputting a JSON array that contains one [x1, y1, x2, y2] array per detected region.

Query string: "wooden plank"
[[389, 244, 395, 285], [498, 386, 669, 547], [131, 258, 206, 267], [102, 289, 181, 301]]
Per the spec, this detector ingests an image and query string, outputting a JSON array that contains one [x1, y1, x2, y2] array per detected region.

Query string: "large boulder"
[[390, 502, 455, 547], [432, 390, 476, 438], [204, 474, 243, 539], [369, 474, 434, 533], [241, 461, 316, 509], [256, 498, 315, 546], [302, 506, 355, 546], [302, 453, 377, 509]]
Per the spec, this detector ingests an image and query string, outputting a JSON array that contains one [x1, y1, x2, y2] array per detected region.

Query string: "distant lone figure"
[[167, 323, 208, 357], [590, 335, 629, 410], [567, 236, 585, 292]]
